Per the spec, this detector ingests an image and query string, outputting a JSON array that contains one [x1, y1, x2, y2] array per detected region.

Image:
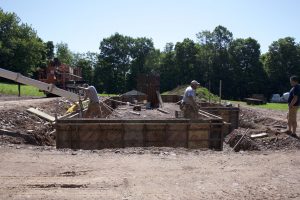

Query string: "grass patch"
[[0, 83, 45, 97], [255, 103, 288, 111], [0, 83, 118, 98], [228, 100, 288, 111]]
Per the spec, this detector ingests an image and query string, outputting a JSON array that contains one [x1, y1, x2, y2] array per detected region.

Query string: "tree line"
[[1, 9, 300, 99]]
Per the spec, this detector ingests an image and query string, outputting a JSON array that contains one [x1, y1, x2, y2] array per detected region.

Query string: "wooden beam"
[[27, 108, 55, 122], [129, 111, 141, 116], [157, 108, 170, 114], [156, 91, 164, 108], [250, 133, 268, 139]]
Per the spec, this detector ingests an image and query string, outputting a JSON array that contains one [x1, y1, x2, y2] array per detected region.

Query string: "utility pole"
[[219, 80, 222, 104]]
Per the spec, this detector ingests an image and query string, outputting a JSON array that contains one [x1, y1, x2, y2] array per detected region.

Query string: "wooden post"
[[208, 80, 211, 103], [18, 83, 21, 97], [219, 80, 222, 104]]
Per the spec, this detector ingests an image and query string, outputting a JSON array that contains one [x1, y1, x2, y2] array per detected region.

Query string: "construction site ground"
[[108, 103, 180, 119], [0, 95, 300, 199]]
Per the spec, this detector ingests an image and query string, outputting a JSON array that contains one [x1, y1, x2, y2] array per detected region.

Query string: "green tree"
[[159, 43, 178, 91], [174, 38, 198, 85], [96, 33, 133, 93], [95, 33, 156, 93], [196, 25, 233, 98], [55, 42, 73, 65], [127, 37, 156, 89], [263, 37, 300, 94], [0, 9, 46, 76], [229, 38, 268, 99], [72, 52, 96, 84], [45, 41, 54, 61]]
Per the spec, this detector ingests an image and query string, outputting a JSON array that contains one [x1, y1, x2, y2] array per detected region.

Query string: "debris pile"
[[226, 107, 300, 151], [227, 129, 260, 152], [0, 98, 72, 145]]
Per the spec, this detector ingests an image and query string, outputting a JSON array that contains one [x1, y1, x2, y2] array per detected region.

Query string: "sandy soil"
[[0, 145, 299, 200]]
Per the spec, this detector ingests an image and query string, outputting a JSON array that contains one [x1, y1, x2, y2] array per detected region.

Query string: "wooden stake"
[[232, 128, 249, 152]]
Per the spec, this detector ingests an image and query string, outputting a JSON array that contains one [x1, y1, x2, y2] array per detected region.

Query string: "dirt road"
[[0, 145, 299, 200], [0, 96, 60, 111]]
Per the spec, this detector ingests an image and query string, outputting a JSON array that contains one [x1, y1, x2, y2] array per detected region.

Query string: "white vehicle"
[[282, 92, 290, 102], [270, 92, 290, 103], [271, 94, 281, 103]]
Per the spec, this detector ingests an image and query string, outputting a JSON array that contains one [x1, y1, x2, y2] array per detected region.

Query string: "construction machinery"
[[38, 58, 85, 96], [0, 67, 80, 102]]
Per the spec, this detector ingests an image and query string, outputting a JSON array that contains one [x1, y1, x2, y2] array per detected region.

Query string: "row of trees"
[[93, 28, 300, 99], [1, 9, 300, 99]]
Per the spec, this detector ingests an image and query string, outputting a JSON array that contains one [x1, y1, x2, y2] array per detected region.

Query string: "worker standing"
[[78, 84, 103, 118], [180, 80, 200, 119], [287, 76, 300, 137]]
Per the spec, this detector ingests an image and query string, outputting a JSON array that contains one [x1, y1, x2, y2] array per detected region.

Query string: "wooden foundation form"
[[56, 117, 224, 151], [160, 94, 240, 134], [200, 107, 239, 134]]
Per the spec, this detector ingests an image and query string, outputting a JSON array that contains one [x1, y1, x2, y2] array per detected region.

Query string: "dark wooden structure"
[[161, 94, 240, 134], [56, 115, 225, 151], [200, 106, 239, 135], [137, 74, 160, 108], [244, 98, 265, 105]]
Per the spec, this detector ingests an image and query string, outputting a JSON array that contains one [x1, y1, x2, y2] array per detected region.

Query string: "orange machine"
[[38, 59, 84, 96]]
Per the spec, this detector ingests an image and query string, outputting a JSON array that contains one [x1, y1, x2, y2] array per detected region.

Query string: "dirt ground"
[[108, 103, 180, 119], [0, 96, 300, 199], [0, 145, 299, 200]]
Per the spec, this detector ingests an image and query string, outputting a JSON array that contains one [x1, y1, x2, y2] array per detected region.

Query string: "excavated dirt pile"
[[226, 107, 300, 151], [0, 98, 72, 145]]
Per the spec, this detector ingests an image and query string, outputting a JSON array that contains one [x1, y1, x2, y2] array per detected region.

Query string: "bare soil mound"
[[226, 107, 300, 151], [0, 98, 72, 145]]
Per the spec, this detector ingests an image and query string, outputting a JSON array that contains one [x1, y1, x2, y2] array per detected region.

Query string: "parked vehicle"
[[270, 92, 290, 103]]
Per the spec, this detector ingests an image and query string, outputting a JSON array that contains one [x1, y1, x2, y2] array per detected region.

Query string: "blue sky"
[[1, 0, 299, 54]]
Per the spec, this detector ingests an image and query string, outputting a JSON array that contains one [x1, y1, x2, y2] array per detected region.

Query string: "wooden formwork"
[[161, 95, 239, 133], [56, 118, 224, 151], [161, 95, 183, 103], [200, 107, 239, 134]]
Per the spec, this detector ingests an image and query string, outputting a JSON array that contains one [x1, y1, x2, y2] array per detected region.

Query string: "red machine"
[[38, 59, 85, 96]]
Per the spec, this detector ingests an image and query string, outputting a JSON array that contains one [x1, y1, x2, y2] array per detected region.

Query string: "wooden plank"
[[129, 111, 141, 116], [57, 119, 199, 123], [156, 91, 164, 108], [124, 124, 143, 147], [27, 107, 55, 122], [250, 132, 268, 139], [157, 108, 170, 114]]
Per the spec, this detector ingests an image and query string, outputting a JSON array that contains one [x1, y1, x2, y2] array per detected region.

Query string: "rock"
[[152, 151, 160, 155]]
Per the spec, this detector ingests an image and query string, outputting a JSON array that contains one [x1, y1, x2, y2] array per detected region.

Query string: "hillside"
[[162, 85, 219, 102]]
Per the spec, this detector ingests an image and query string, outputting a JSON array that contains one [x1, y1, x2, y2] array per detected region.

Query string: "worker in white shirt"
[[78, 84, 103, 118], [181, 80, 200, 119]]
